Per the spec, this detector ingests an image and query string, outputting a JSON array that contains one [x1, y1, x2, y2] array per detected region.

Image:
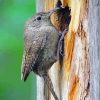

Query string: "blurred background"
[[0, 0, 36, 100]]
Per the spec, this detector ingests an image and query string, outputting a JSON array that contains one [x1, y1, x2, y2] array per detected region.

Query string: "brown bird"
[[21, 8, 62, 100]]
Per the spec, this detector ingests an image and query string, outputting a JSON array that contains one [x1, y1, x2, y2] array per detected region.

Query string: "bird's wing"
[[21, 32, 48, 81]]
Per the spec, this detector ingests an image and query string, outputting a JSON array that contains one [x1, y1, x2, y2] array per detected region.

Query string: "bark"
[[36, 0, 90, 100], [89, 0, 100, 100]]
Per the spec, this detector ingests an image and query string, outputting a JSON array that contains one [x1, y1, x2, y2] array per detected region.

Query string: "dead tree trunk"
[[36, 0, 93, 100], [89, 0, 100, 100]]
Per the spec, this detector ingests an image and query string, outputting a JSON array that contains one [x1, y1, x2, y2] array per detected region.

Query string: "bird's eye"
[[36, 16, 41, 20]]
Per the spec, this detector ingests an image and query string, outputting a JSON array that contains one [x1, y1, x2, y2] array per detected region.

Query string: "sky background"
[[0, 0, 36, 100]]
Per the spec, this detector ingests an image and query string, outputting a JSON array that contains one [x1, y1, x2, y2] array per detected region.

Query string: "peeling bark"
[[36, 0, 90, 100]]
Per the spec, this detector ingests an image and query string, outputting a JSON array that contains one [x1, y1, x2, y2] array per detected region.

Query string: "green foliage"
[[0, 0, 36, 100]]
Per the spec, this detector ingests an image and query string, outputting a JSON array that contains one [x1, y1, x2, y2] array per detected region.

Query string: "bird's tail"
[[21, 51, 31, 81], [43, 73, 59, 100]]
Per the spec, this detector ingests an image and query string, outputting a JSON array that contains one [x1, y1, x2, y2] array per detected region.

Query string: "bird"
[[21, 8, 61, 100]]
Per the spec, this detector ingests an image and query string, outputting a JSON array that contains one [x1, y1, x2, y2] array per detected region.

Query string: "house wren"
[[21, 8, 62, 100]]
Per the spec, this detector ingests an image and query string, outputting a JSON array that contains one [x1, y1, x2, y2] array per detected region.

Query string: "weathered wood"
[[36, 0, 43, 12], [89, 0, 100, 100], [64, 0, 90, 100], [36, 0, 89, 100]]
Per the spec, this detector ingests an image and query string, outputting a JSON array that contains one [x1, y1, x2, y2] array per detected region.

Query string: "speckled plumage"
[[22, 16, 59, 79], [21, 8, 60, 100]]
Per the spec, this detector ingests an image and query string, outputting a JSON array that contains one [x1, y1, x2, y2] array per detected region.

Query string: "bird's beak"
[[48, 7, 60, 16]]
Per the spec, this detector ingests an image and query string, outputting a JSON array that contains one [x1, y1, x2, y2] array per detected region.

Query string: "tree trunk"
[[36, 0, 100, 100], [89, 0, 100, 100]]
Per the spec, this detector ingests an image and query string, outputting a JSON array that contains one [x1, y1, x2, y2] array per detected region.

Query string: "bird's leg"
[[57, 29, 68, 59], [43, 73, 59, 100], [44, 81, 49, 100]]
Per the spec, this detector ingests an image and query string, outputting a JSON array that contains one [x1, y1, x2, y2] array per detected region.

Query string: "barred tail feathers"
[[21, 52, 31, 81]]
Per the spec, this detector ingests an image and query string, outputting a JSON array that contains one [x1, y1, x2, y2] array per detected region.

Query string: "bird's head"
[[25, 7, 60, 28]]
